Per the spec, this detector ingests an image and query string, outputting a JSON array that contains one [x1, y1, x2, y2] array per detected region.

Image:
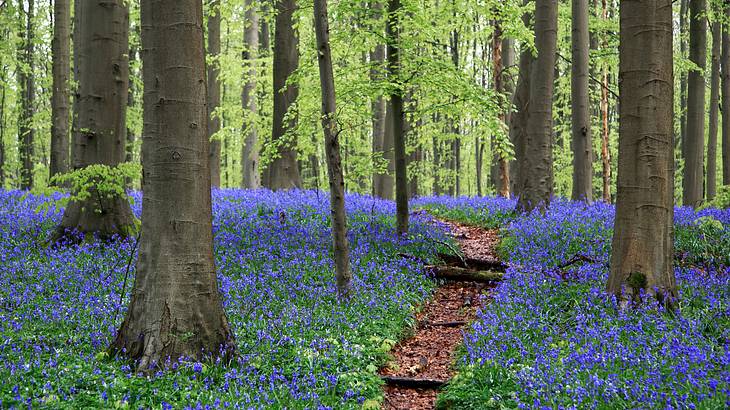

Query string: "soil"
[[380, 220, 503, 409]]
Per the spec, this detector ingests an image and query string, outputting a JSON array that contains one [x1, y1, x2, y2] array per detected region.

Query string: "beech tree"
[[241, 0, 260, 189], [54, 0, 135, 239], [683, 0, 706, 207], [723, 4, 730, 186], [516, 0, 557, 212], [17, 0, 34, 190], [571, 0, 592, 202], [50, 0, 70, 181], [313, 0, 352, 296], [708, 20, 720, 200], [608, 0, 676, 306], [112, 0, 235, 368], [267, 0, 302, 190], [207, 0, 222, 188]]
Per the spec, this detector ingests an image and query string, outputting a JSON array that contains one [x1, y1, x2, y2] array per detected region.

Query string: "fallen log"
[[419, 320, 467, 328], [380, 375, 447, 390], [436, 252, 507, 272], [425, 265, 504, 283]]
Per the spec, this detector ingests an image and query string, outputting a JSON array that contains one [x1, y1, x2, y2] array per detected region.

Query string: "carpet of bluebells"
[[416, 196, 730, 409], [0, 190, 449, 409]]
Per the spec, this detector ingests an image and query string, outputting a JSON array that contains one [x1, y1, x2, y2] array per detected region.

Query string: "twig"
[[113, 232, 141, 324]]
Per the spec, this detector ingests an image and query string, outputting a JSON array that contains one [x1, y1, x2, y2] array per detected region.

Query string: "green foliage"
[[702, 185, 730, 210], [436, 363, 519, 409], [675, 216, 730, 270]]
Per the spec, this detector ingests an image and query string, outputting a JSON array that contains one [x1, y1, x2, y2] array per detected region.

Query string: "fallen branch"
[[419, 320, 467, 328], [557, 254, 599, 269], [380, 375, 447, 390], [437, 252, 507, 272], [425, 265, 504, 283]]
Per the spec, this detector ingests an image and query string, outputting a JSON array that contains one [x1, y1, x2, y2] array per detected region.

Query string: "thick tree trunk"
[[571, 0, 592, 202], [51, 0, 70, 181], [376, 102, 395, 199], [17, 0, 34, 190], [608, 0, 676, 306], [683, 0, 706, 207], [708, 22, 720, 200], [387, 0, 408, 235], [55, 0, 135, 239], [724, 5, 730, 186], [313, 0, 352, 297], [493, 22, 510, 198], [242, 0, 260, 189], [510, 42, 532, 200], [267, 0, 302, 190], [516, 0, 557, 212], [207, 0, 222, 188], [112, 0, 235, 369]]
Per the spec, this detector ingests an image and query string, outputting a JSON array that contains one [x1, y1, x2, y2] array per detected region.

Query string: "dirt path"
[[380, 221, 503, 409]]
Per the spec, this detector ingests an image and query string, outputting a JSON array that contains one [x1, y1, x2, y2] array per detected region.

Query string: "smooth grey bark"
[[679, 0, 688, 155], [55, 0, 135, 240], [608, 0, 676, 306], [510, 7, 533, 200], [370, 2, 388, 199], [125, 25, 139, 188], [492, 22, 510, 198], [377, 102, 395, 199], [571, 0, 592, 202], [387, 0, 408, 235], [516, 0, 557, 212], [449, 28, 461, 196], [207, 0, 222, 188], [0, 63, 6, 186], [267, 0, 302, 190], [502, 37, 515, 197], [708, 21, 720, 200], [683, 0, 706, 207], [112, 0, 235, 368], [242, 0, 260, 189], [599, 0, 611, 203], [313, 0, 352, 297], [723, 5, 730, 186], [51, 0, 70, 181], [17, 0, 34, 190]]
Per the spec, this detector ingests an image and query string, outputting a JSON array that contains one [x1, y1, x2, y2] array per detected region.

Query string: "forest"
[[0, 0, 729, 408]]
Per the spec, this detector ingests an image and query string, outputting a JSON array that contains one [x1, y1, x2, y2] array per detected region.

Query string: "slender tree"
[[370, 1, 389, 199], [54, 0, 135, 239], [267, 0, 302, 190], [17, 0, 34, 190], [112, 0, 235, 368], [242, 0, 260, 189], [493, 21, 510, 198], [510, 9, 533, 199], [679, 0, 688, 155], [683, 0, 706, 207], [387, 0, 408, 234], [723, 4, 730, 186], [313, 0, 352, 296], [207, 0, 222, 188], [608, 0, 676, 306], [708, 21, 720, 200], [571, 0, 592, 202], [516, 0, 557, 212], [599, 0, 611, 202], [50, 0, 70, 181]]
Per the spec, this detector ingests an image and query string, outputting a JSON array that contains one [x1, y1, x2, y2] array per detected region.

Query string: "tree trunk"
[[0, 63, 6, 187], [55, 0, 135, 240], [608, 0, 676, 306], [516, 0, 557, 212], [450, 29, 461, 196], [377, 102, 395, 199], [723, 5, 730, 186], [313, 0, 352, 297], [683, 0, 706, 207], [708, 21, 720, 200], [370, 2, 388, 198], [267, 0, 302, 190], [599, 0, 611, 203], [51, 0, 70, 181], [679, 0, 688, 159], [125, 24, 139, 188], [242, 0, 260, 189], [387, 0, 408, 235], [17, 0, 35, 190], [571, 0, 592, 202], [112, 0, 235, 369], [207, 0, 222, 188], [491, 22, 509, 198]]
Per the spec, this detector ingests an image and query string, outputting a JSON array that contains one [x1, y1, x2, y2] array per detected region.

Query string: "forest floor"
[[380, 221, 504, 409]]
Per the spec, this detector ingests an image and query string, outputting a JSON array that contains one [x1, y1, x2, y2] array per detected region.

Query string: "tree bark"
[[242, 0, 260, 189], [683, 0, 706, 207], [679, 0, 688, 158], [387, 0, 408, 235], [51, 0, 71, 181], [708, 21, 720, 200], [207, 0, 222, 188], [267, 0, 302, 190], [608, 0, 676, 306], [493, 21, 510, 198], [125, 24, 139, 188], [571, 0, 592, 202], [370, 1, 389, 199], [450, 28, 461, 196], [0, 63, 6, 186], [112, 0, 235, 369], [55, 0, 135, 239], [724, 5, 730, 186], [516, 0, 557, 212], [313, 0, 352, 297], [599, 0, 612, 203], [17, 0, 35, 190]]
